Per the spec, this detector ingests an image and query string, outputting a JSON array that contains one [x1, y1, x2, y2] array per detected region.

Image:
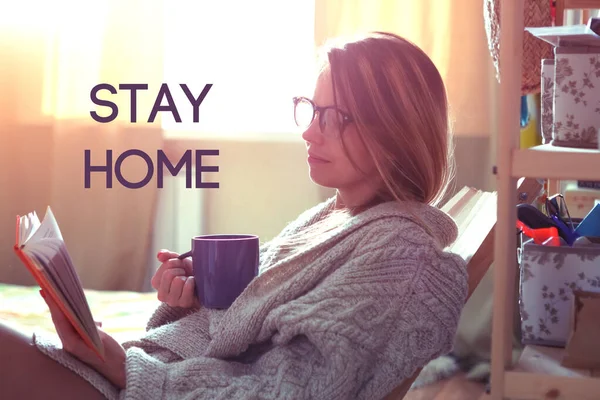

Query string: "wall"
[[163, 134, 495, 243], [140, 134, 493, 291]]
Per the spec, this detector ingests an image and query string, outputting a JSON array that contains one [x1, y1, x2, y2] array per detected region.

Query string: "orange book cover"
[[13, 213, 105, 361]]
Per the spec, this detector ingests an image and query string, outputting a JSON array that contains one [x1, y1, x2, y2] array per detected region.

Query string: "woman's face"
[[300, 71, 379, 205]]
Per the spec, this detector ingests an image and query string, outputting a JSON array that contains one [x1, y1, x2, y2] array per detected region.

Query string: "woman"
[[1, 31, 468, 399]]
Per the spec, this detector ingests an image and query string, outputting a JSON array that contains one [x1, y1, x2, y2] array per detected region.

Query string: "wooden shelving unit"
[[485, 1, 600, 399], [512, 144, 600, 181], [504, 346, 600, 399]]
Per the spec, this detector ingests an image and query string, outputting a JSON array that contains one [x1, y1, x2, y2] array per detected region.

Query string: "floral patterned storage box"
[[540, 58, 555, 144], [552, 46, 600, 148], [527, 22, 600, 149], [519, 240, 600, 347]]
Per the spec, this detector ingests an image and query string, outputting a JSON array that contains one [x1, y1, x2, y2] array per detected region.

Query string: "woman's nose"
[[301, 117, 323, 143]]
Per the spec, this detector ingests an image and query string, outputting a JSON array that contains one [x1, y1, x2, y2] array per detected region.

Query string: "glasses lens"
[[321, 108, 344, 134], [294, 98, 314, 128]]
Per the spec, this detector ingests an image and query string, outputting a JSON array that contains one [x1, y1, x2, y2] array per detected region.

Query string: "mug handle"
[[177, 250, 193, 260]]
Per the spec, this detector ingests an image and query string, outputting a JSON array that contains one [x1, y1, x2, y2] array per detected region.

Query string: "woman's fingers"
[[151, 258, 193, 290], [151, 249, 179, 289], [180, 258, 193, 275], [40, 290, 81, 350], [166, 276, 197, 308], [157, 268, 186, 302], [157, 249, 179, 263], [152, 249, 197, 307], [166, 275, 186, 306], [157, 271, 198, 308], [179, 277, 197, 308], [151, 259, 177, 289], [40, 290, 110, 367]]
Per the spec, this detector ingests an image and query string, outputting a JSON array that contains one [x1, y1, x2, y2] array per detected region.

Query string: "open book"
[[13, 206, 104, 360]]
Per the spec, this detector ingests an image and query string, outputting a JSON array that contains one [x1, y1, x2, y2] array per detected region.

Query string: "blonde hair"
[[323, 31, 455, 207], [270, 32, 455, 257]]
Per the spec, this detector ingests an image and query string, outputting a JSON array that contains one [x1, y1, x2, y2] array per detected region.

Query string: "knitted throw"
[[33, 196, 468, 399]]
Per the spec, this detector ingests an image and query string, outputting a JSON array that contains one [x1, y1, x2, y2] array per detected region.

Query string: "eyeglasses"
[[292, 96, 354, 137]]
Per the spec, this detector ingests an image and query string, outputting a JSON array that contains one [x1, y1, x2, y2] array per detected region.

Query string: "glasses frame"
[[292, 96, 354, 137]]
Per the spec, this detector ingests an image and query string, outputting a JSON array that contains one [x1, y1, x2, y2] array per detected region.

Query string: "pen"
[[177, 251, 192, 260]]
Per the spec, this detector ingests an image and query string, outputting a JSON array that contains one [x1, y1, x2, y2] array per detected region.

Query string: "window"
[[161, 0, 317, 138]]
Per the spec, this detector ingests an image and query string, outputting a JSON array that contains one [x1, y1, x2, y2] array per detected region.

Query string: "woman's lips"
[[307, 154, 330, 164]]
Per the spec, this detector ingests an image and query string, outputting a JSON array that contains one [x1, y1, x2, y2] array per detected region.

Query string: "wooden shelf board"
[[501, 345, 600, 399], [514, 345, 598, 377], [504, 372, 600, 399], [512, 144, 600, 180]]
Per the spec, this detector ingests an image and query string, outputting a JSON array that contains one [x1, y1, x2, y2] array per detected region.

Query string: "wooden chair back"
[[383, 178, 543, 399]]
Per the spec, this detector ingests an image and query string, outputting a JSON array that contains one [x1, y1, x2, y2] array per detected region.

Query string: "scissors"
[[516, 221, 560, 246], [545, 194, 580, 245], [517, 203, 579, 245], [545, 194, 575, 230], [517, 204, 558, 229]]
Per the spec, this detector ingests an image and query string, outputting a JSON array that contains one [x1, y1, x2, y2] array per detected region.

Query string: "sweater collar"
[[316, 195, 458, 249]]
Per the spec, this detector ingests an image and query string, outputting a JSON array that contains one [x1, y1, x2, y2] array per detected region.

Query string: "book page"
[[25, 206, 63, 243], [18, 211, 41, 247], [24, 238, 102, 350], [20, 207, 102, 352], [27, 248, 80, 322]]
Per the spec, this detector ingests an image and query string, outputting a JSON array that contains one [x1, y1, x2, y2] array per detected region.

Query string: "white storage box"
[[519, 240, 600, 347], [540, 58, 554, 144], [527, 22, 600, 149]]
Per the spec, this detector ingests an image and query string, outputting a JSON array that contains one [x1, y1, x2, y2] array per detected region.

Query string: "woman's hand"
[[151, 249, 200, 308], [40, 290, 127, 389]]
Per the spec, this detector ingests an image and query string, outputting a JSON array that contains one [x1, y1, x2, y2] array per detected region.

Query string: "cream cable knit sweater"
[[33, 196, 468, 400]]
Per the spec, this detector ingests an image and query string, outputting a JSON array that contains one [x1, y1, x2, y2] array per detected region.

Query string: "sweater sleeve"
[[119, 242, 468, 400]]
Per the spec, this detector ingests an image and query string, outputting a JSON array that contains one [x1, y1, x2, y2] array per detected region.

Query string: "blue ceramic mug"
[[179, 234, 259, 309]]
